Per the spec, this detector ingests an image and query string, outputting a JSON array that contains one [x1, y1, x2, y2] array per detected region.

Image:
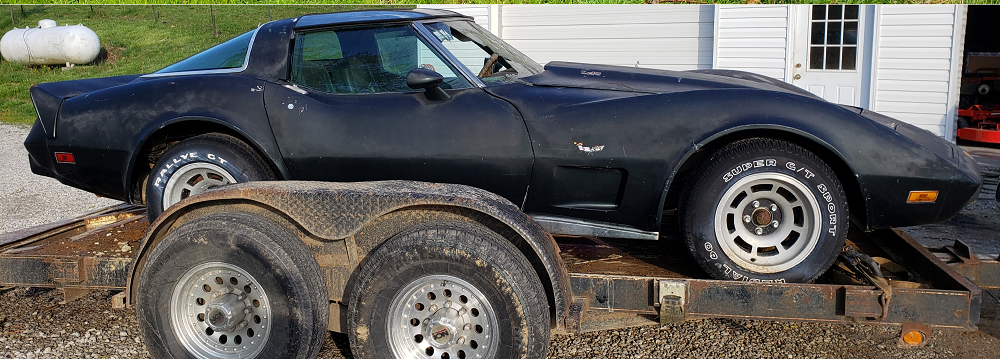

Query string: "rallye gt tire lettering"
[[347, 221, 550, 359], [681, 138, 849, 283], [145, 133, 274, 220], [135, 211, 328, 359]]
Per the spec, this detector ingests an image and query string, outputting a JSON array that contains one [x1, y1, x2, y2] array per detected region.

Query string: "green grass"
[[0, 4, 404, 124], [3, 2, 996, 123], [4, 1, 999, 4]]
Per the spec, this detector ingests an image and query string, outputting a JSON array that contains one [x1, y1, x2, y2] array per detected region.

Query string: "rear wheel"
[[347, 221, 550, 359], [145, 133, 274, 220], [681, 138, 848, 283]]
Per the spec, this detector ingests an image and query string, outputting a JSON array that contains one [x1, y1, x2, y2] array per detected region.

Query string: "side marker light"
[[907, 191, 938, 203], [901, 329, 927, 347], [55, 152, 75, 164]]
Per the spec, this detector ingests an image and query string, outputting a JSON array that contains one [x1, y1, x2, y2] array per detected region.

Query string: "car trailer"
[[0, 181, 996, 357]]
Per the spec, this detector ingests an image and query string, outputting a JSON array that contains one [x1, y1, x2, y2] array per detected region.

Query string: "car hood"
[[521, 61, 819, 99]]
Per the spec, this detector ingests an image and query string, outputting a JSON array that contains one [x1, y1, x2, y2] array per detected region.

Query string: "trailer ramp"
[[0, 204, 145, 303]]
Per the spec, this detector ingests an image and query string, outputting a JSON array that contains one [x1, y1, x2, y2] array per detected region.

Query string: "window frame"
[[287, 21, 483, 95], [807, 4, 861, 73], [143, 27, 260, 79]]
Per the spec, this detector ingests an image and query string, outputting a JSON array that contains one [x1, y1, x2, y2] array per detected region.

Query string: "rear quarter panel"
[[52, 75, 281, 201]]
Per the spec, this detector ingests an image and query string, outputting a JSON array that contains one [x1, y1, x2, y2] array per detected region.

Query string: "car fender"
[[124, 113, 291, 201]]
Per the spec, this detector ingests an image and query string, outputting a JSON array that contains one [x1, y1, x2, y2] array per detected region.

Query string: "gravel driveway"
[[1, 123, 999, 358]]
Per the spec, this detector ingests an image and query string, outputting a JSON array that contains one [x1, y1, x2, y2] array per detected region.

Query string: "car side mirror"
[[407, 68, 450, 101]]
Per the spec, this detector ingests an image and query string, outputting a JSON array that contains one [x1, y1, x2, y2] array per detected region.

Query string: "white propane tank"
[[0, 19, 101, 65]]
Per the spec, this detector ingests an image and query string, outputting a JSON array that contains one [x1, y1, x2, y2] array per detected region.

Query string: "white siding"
[[870, 5, 965, 139], [713, 5, 791, 81], [416, 5, 491, 30], [499, 5, 715, 70]]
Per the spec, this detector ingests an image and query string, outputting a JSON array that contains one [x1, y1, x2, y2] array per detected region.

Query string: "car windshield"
[[424, 21, 542, 85], [155, 29, 255, 74]]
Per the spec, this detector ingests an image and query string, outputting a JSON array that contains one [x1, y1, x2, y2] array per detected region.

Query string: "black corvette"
[[25, 9, 980, 285]]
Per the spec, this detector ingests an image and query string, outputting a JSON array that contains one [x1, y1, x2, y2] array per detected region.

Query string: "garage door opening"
[[957, 5, 1000, 143]]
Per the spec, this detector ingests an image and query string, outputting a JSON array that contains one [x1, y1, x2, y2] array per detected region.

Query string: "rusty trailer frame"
[[559, 228, 988, 333], [0, 204, 995, 335]]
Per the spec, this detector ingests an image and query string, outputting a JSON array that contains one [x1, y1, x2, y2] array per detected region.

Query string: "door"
[[264, 23, 534, 203], [791, 4, 873, 107]]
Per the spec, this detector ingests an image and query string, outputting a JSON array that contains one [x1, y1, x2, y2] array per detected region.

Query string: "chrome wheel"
[[162, 162, 237, 211], [714, 173, 822, 273], [171, 262, 271, 359], [388, 275, 499, 359]]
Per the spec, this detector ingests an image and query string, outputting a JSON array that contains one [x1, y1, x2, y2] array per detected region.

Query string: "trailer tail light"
[[901, 329, 927, 347], [54, 152, 75, 164], [907, 191, 938, 203]]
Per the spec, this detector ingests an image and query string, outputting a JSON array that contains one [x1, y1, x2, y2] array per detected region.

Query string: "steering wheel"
[[478, 53, 500, 78]]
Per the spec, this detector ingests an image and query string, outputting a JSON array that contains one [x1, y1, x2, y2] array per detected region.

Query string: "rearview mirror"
[[406, 68, 450, 101]]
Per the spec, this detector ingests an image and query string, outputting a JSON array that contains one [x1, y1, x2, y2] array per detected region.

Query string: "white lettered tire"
[[681, 138, 848, 283], [145, 133, 274, 220]]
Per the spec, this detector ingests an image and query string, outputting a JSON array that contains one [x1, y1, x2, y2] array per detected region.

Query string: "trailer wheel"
[[681, 138, 848, 283], [136, 211, 327, 359], [145, 133, 274, 220], [347, 222, 549, 359]]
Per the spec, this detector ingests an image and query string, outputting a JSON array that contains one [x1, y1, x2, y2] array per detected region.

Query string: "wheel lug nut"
[[445, 300, 452, 308], [244, 308, 252, 314], [429, 304, 438, 312], [743, 215, 752, 223], [213, 291, 221, 299], [771, 221, 779, 228], [770, 204, 777, 211], [458, 308, 467, 315], [755, 228, 763, 235], [464, 323, 472, 331], [457, 336, 466, 345], [752, 201, 760, 208], [225, 287, 233, 293]]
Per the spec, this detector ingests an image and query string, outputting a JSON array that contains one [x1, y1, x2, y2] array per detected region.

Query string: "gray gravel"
[[0, 124, 118, 233], [1, 122, 999, 358]]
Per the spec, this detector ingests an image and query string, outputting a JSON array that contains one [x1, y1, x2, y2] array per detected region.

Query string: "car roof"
[[294, 9, 471, 30]]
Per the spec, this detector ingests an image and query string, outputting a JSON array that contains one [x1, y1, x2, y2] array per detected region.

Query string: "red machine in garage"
[[957, 104, 1000, 143], [958, 53, 1000, 143]]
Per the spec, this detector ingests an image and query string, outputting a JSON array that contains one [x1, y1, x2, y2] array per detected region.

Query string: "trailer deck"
[[0, 205, 996, 339]]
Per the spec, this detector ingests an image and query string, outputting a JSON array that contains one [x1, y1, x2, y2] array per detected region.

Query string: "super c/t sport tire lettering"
[[681, 138, 849, 283]]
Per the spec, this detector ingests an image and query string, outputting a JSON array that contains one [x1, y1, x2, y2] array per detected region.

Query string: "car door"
[[263, 23, 533, 203]]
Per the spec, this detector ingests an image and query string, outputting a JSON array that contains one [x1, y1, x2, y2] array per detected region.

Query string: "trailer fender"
[[125, 180, 573, 331]]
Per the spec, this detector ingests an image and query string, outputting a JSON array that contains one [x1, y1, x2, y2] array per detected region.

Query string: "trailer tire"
[[145, 133, 274, 220], [681, 138, 848, 283], [136, 211, 327, 359], [347, 221, 549, 359]]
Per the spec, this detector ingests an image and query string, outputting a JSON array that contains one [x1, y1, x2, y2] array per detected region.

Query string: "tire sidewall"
[[136, 213, 323, 359], [349, 224, 546, 359], [146, 136, 269, 219], [685, 145, 847, 283]]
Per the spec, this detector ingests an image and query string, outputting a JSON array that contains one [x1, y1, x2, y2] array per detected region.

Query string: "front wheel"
[[681, 138, 848, 283], [347, 222, 550, 359]]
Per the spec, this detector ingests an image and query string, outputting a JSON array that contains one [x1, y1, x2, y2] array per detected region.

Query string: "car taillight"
[[54, 152, 75, 164]]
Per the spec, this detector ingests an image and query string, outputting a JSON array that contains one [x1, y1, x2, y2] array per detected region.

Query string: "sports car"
[[24, 9, 980, 285]]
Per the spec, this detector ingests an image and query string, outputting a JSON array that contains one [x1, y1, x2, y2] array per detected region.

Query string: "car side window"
[[291, 25, 471, 94]]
